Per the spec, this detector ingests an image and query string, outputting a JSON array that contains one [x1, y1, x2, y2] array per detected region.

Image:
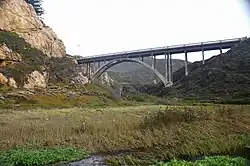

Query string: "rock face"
[[23, 71, 48, 89], [0, 73, 8, 85], [8, 77, 17, 88], [71, 72, 88, 85], [99, 72, 114, 86], [0, 44, 22, 67], [0, 0, 66, 58]]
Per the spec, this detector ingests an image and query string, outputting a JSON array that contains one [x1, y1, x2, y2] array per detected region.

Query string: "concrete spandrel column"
[[93, 62, 96, 73], [151, 53, 154, 68], [86, 63, 89, 76], [202, 49, 205, 65], [168, 53, 171, 82], [185, 51, 188, 76], [164, 53, 168, 82], [170, 54, 173, 83], [220, 47, 223, 54], [153, 55, 156, 69]]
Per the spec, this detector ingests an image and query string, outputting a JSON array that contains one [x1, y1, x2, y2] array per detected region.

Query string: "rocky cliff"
[[0, 0, 66, 58], [0, 0, 116, 90]]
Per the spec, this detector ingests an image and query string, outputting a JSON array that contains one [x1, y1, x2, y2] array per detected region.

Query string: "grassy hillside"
[[151, 38, 250, 102]]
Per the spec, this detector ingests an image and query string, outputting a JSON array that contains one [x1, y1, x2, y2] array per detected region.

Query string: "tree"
[[25, 0, 44, 17]]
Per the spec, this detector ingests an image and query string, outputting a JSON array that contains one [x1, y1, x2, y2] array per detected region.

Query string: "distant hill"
[[154, 38, 250, 101], [107, 57, 188, 85]]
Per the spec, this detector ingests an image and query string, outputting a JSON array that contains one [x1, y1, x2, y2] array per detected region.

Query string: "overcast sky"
[[42, 0, 250, 62]]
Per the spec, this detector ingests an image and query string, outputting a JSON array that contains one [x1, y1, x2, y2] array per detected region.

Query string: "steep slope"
[[0, 31, 87, 88], [161, 38, 250, 101], [0, 0, 66, 58]]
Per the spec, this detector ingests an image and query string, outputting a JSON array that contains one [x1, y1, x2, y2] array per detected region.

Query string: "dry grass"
[[0, 104, 250, 164]]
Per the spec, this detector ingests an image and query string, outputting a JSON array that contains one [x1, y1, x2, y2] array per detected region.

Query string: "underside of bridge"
[[82, 53, 176, 87]]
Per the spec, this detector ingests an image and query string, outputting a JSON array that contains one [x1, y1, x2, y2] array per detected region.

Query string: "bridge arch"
[[90, 58, 170, 87]]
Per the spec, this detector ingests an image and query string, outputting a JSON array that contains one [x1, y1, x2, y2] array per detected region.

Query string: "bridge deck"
[[77, 37, 247, 64]]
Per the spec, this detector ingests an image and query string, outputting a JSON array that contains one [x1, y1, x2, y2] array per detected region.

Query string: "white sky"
[[42, 0, 250, 62]]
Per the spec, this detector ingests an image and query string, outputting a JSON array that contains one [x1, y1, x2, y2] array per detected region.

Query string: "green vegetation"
[[152, 156, 250, 166], [0, 147, 88, 166], [0, 31, 49, 86], [0, 31, 84, 86], [0, 105, 249, 165]]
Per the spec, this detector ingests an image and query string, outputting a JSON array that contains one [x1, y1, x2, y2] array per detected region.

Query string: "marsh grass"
[[0, 105, 250, 165], [152, 156, 250, 166]]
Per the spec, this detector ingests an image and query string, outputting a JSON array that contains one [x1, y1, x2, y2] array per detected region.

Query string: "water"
[[56, 150, 133, 166], [62, 155, 107, 166]]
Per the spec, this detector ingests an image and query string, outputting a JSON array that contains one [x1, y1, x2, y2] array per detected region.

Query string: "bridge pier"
[[202, 49, 205, 65], [220, 46, 223, 54], [170, 54, 173, 83], [88, 63, 91, 78], [184, 51, 188, 76], [168, 53, 172, 83], [164, 53, 168, 82], [151, 54, 154, 68], [93, 62, 96, 73], [153, 55, 156, 69], [86, 63, 89, 76]]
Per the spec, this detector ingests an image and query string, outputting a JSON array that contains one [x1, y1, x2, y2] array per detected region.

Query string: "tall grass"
[[0, 105, 249, 165]]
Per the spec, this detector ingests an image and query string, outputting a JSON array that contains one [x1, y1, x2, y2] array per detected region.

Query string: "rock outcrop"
[[0, 73, 8, 85], [0, 0, 66, 58], [99, 72, 114, 86], [23, 71, 48, 89], [0, 0, 114, 89], [0, 44, 22, 67]]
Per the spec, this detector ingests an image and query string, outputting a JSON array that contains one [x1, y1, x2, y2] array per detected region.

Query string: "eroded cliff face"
[[0, 0, 114, 89], [0, 0, 66, 58]]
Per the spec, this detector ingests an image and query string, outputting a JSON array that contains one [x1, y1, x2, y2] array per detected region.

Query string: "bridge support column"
[[141, 56, 144, 62], [151, 53, 154, 68], [168, 53, 171, 83], [153, 55, 156, 69], [185, 51, 188, 76], [98, 61, 101, 68], [89, 63, 91, 78], [220, 47, 223, 54], [202, 49, 205, 65], [86, 63, 89, 76], [93, 62, 96, 73], [170, 54, 173, 83], [164, 53, 168, 82]]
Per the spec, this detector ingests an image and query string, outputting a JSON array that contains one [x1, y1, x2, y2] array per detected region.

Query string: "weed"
[[152, 156, 250, 166], [0, 147, 88, 166], [0, 105, 249, 165]]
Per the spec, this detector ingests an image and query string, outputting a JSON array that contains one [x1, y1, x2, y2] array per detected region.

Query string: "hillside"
[[156, 38, 250, 101], [107, 57, 188, 84], [0, 0, 117, 109]]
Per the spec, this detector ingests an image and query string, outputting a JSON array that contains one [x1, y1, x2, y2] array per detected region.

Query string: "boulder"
[[0, 73, 8, 85], [71, 72, 88, 85], [0, 44, 22, 67], [8, 77, 17, 88], [23, 71, 48, 89]]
